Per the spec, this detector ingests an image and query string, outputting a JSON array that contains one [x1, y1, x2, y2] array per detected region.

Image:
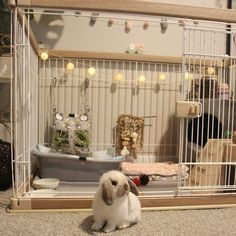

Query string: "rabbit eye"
[[111, 180, 117, 186]]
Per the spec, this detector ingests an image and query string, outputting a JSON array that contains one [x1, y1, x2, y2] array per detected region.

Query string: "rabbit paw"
[[92, 221, 104, 231], [118, 222, 130, 229], [103, 224, 116, 233]]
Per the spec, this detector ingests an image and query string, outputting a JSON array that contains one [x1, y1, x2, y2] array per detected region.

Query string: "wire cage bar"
[[10, 7, 236, 207], [39, 59, 182, 163], [12, 9, 39, 197], [178, 24, 236, 194]]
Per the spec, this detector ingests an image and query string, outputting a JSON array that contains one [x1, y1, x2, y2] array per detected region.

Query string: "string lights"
[[115, 72, 124, 81], [41, 51, 172, 84], [39, 43, 49, 61], [159, 73, 166, 81], [87, 67, 96, 77], [138, 74, 146, 84], [66, 61, 75, 71], [207, 66, 215, 75], [184, 72, 193, 80]]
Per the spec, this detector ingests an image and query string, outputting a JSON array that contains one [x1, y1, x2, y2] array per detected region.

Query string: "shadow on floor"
[[80, 215, 96, 235]]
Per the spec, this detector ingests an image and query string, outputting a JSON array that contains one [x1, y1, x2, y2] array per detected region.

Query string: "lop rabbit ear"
[[128, 178, 139, 196], [102, 181, 113, 206]]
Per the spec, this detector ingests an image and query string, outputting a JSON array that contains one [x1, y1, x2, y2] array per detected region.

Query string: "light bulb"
[[39, 43, 49, 61], [138, 74, 146, 83], [87, 67, 96, 76], [40, 51, 49, 61], [115, 73, 123, 81], [184, 72, 193, 80], [207, 66, 214, 75], [159, 73, 166, 81], [66, 61, 75, 71]]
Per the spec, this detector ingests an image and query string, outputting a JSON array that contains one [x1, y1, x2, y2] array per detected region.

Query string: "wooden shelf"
[[48, 50, 225, 66], [48, 50, 182, 64]]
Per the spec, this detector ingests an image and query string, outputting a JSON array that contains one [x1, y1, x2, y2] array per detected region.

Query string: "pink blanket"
[[121, 162, 188, 176]]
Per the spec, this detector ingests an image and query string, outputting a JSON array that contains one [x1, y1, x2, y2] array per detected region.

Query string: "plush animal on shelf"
[[92, 170, 141, 233]]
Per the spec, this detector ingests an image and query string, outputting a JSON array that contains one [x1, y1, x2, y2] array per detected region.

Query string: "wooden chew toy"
[[116, 114, 144, 159]]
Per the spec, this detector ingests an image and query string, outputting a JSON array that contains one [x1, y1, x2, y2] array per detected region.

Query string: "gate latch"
[[176, 101, 202, 118]]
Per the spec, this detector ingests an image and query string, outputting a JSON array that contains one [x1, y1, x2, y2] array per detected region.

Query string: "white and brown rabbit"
[[92, 170, 141, 233]]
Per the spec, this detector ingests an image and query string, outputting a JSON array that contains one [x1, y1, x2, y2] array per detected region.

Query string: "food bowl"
[[32, 178, 59, 190]]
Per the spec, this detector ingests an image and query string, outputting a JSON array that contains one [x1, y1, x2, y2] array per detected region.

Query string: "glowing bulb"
[[207, 66, 215, 75], [138, 74, 146, 83], [39, 43, 49, 61], [40, 51, 49, 61], [66, 61, 75, 71], [87, 67, 96, 76], [159, 73, 166, 81], [184, 72, 193, 80], [115, 73, 123, 81]]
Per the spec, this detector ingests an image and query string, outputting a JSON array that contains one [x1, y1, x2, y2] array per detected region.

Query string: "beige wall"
[[30, 0, 227, 56], [137, 0, 227, 8]]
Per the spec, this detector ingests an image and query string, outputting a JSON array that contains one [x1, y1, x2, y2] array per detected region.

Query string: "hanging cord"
[[51, 77, 57, 108], [50, 77, 57, 118], [47, 77, 57, 146]]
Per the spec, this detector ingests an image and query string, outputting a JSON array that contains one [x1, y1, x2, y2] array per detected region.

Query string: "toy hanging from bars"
[[51, 111, 92, 157], [51, 77, 92, 157], [116, 114, 144, 159]]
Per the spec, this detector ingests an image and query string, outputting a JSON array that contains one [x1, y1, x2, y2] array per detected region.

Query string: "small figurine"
[[120, 146, 130, 156]]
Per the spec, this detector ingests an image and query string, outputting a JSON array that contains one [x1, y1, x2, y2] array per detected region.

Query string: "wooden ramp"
[[188, 139, 235, 188]]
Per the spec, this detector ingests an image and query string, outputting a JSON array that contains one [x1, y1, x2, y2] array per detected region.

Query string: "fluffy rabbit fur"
[[92, 170, 141, 233]]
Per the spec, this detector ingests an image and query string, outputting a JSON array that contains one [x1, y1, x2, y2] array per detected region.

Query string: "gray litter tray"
[[32, 144, 123, 182]]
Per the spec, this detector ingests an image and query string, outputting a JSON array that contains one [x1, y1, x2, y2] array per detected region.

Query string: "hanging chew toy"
[[116, 114, 144, 159]]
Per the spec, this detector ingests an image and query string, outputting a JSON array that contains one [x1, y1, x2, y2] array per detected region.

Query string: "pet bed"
[[121, 162, 189, 181]]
